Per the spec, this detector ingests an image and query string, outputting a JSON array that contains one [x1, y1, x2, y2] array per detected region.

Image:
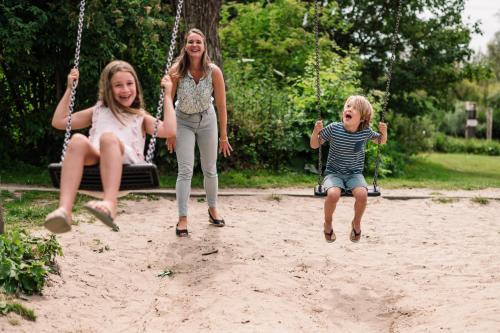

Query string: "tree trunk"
[[172, 0, 223, 67]]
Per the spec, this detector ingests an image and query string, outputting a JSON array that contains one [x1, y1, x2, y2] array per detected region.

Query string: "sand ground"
[[1, 188, 499, 333]]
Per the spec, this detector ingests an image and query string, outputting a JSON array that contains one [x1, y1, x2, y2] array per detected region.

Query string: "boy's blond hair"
[[345, 95, 373, 131]]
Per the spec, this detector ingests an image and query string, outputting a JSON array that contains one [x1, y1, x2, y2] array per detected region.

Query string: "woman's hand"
[[67, 68, 79, 89], [166, 136, 176, 154], [218, 138, 233, 158]]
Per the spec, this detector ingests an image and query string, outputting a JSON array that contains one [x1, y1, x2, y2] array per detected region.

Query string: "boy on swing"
[[310, 95, 387, 243]]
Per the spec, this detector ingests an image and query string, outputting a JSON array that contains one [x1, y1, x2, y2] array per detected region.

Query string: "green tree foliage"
[[449, 28, 500, 140], [487, 31, 500, 80], [333, 0, 480, 117], [0, 0, 485, 174], [0, 1, 177, 165], [220, 0, 363, 169]]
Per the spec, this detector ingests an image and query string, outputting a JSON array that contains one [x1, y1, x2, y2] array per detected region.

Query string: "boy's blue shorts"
[[323, 173, 368, 192]]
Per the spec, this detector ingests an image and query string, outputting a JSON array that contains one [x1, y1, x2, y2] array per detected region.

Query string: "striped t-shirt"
[[319, 122, 380, 175]]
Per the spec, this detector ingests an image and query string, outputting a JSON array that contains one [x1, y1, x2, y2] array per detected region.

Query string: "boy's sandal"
[[350, 222, 362, 242], [175, 223, 189, 237], [324, 229, 336, 243], [84, 201, 119, 231], [44, 207, 71, 234]]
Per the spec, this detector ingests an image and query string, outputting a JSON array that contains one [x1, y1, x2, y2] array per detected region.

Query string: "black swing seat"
[[314, 184, 381, 197], [48, 162, 160, 191]]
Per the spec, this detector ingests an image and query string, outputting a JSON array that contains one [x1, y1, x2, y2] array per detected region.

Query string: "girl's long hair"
[[170, 28, 211, 79], [98, 60, 144, 122]]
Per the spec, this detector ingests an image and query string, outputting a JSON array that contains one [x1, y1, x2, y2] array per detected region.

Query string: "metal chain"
[[373, 0, 403, 190], [145, 0, 184, 163], [60, 0, 86, 162], [314, 0, 323, 186]]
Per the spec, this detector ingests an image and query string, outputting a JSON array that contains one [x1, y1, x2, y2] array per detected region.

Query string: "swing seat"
[[48, 163, 160, 192], [314, 184, 381, 197]]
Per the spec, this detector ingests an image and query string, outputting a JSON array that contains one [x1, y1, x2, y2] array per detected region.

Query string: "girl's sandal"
[[84, 200, 119, 231], [44, 207, 71, 234]]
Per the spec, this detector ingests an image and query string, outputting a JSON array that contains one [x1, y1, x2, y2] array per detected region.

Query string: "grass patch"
[[1, 190, 89, 231], [266, 194, 283, 202], [470, 197, 489, 205], [122, 193, 160, 201], [160, 169, 314, 188], [432, 197, 458, 204], [0, 164, 50, 186], [381, 153, 500, 190], [1, 152, 499, 190], [0, 299, 36, 321]]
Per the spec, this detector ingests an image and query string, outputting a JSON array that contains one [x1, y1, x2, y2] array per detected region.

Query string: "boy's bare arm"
[[310, 120, 324, 149], [372, 122, 388, 144]]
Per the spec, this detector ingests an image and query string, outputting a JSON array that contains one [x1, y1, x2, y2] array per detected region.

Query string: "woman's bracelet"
[[219, 138, 228, 142]]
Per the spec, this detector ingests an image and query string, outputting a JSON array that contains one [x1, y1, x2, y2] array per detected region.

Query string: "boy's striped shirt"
[[319, 122, 380, 175]]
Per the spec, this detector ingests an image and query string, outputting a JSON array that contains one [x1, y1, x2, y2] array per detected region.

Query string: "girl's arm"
[[162, 74, 176, 138], [212, 65, 232, 157], [145, 74, 177, 139], [371, 122, 388, 144], [52, 68, 93, 130]]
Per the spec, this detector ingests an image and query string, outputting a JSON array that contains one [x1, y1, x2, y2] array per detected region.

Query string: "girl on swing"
[[310, 96, 387, 243], [44, 60, 176, 233]]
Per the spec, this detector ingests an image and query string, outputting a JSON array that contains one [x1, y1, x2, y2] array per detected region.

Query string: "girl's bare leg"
[[98, 132, 125, 216], [59, 134, 99, 219]]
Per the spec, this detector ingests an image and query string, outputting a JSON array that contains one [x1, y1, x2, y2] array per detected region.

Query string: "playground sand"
[[1, 188, 499, 332]]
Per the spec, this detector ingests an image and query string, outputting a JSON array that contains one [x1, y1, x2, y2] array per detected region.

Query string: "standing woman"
[[163, 28, 232, 237]]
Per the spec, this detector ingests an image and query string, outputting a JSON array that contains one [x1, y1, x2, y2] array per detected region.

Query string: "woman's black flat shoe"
[[175, 223, 189, 237], [208, 210, 225, 227]]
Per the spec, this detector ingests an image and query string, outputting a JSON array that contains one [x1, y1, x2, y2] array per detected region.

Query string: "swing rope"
[[314, 0, 322, 188], [313, 0, 403, 191], [145, 0, 184, 163], [60, 0, 86, 162], [59, 0, 184, 164], [372, 0, 403, 191]]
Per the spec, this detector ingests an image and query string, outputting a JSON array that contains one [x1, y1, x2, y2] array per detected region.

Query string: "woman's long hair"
[[170, 28, 211, 79]]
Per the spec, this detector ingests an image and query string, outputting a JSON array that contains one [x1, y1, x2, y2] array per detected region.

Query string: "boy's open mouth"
[[345, 114, 352, 120]]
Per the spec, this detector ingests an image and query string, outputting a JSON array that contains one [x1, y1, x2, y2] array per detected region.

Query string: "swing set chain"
[[373, 0, 403, 190], [314, 0, 323, 186], [61, 0, 86, 162], [146, 0, 184, 164]]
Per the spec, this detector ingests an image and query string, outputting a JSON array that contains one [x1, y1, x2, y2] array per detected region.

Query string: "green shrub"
[[434, 134, 500, 155], [0, 230, 62, 295]]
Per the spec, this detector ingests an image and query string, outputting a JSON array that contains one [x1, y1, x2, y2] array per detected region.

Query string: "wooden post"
[[465, 101, 477, 139], [486, 108, 493, 140]]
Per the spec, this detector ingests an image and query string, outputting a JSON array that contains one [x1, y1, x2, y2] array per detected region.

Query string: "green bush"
[[0, 230, 62, 295], [434, 134, 500, 155]]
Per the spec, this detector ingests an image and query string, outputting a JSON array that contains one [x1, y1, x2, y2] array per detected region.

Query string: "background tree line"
[[1, 0, 498, 176]]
